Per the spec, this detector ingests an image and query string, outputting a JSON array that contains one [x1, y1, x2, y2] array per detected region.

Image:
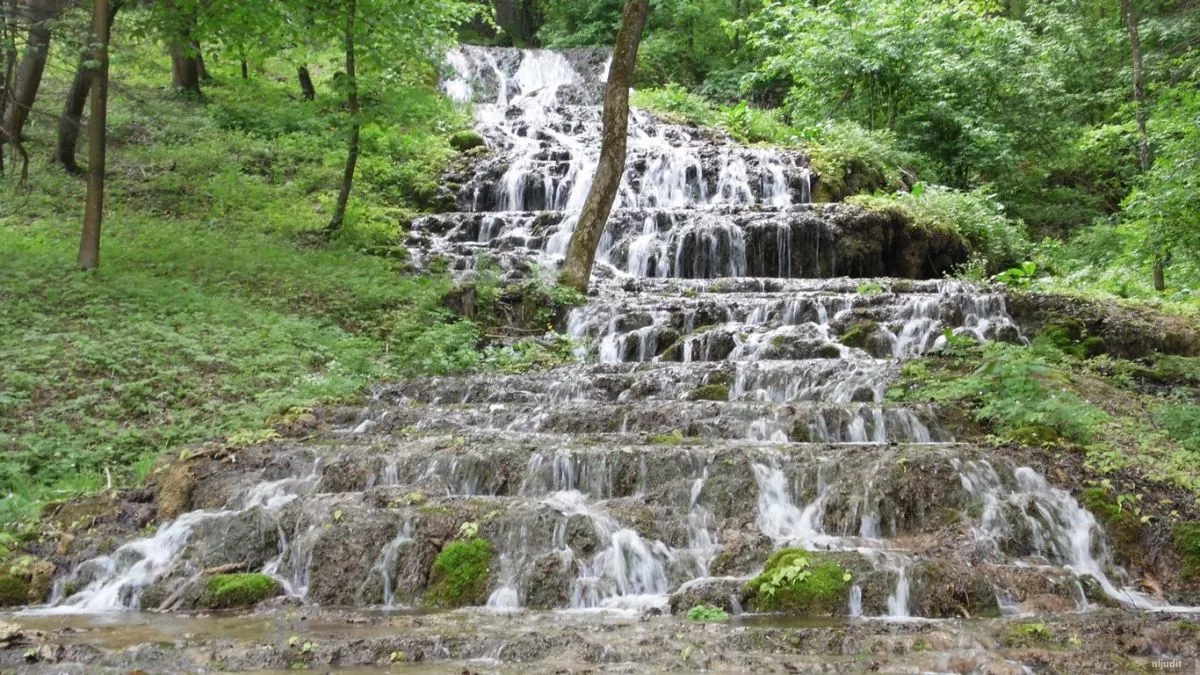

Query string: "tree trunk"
[[169, 18, 202, 97], [1, 22, 51, 181], [1122, 0, 1160, 289], [298, 65, 315, 100], [240, 59, 248, 80], [558, 0, 650, 293], [55, 0, 120, 174], [193, 40, 209, 81], [327, 0, 359, 234], [78, 0, 110, 270], [1121, 0, 1150, 172]]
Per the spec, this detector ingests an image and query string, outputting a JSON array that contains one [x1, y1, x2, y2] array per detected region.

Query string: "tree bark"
[[298, 65, 315, 100], [327, 0, 359, 234], [170, 42, 201, 96], [55, 0, 120, 174], [1122, 0, 1162, 290], [558, 0, 650, 293], [1121, 0, 1150, 172], [193, 40, 209, 81], [78, 0, 110, 270], [1, 22, 51, 182], [240, 59, 248, 80]]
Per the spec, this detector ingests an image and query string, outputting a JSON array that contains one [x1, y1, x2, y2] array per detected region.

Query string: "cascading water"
[[31, 46, 1197, 643]]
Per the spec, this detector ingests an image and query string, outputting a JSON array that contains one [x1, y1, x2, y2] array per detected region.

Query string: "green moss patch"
[[1080, 488, 1144, 563], [202, 573, 281, 609], [840, 321, 879, 350], [0, 574, 29, 607], [1175, 523, 1200, 581], [687, 384, 730, 401], [449, 130, 486, 152], [746, 548, 851, 614], [425, 537, 492, 608]]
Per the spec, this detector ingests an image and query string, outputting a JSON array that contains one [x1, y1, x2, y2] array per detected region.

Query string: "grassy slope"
[[0, 40, 479, 524]]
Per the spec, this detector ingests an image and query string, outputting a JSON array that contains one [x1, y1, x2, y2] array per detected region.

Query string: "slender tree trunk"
[[1, 22, 51, 182], [327, 0, 359, 234], [1122, 0, 1163, 290], [298, 65, 315, 101], [240, 59, 248, 80], [558, 0, 650, 293], [193, 40, 209, 81], [56, 0, 120, 173], [78, 0, 110, 270], [1122, 0, 1150, 172]]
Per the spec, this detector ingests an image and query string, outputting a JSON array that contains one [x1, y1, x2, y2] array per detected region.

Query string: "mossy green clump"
[[1080, 488, 1143, 556], [1041, 318, 1106, 359], [840, 321, 879, 350], [814, 343, 843, 359], [687, 384, 730, 401], [1174, 523, 1200, 581], [746, 548, 851, 614], [203, 573, 281, 609], [1002, 621, 1054, 648], [0, 574, 29, 607], [449, 130, 486, 152], [425, 537, 492, 608]]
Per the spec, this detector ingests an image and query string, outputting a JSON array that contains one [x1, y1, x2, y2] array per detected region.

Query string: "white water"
[[39, 466, 321, 614]]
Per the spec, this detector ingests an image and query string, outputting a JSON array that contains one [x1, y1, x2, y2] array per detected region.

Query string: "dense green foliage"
[[425, 537, 493, 607], [891, 338, 1200, 496]]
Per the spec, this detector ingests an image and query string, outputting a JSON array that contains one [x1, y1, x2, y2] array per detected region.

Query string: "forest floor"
[[0, 47, 481, 529]]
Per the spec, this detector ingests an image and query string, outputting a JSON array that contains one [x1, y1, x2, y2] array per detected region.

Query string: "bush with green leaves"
[[895, 339, 1107, 447], [850, 184, 1030, 273]]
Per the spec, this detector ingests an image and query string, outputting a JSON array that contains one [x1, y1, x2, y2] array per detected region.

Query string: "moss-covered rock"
[[1041, 318, 1106, 359], [1080, 488, 1144, 567], [1175, 523, 1200, 582], [687, 384, 730, 401], [746, 548, 851, 614], [0, 575, 29, 607], [424, 537, 492, 608], [449, 130, 486, 152], [840, 321, 879, 351], [201, 573, 281, 609]]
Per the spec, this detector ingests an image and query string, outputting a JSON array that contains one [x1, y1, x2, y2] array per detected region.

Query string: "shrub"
[[911, 340, 1108, 447]]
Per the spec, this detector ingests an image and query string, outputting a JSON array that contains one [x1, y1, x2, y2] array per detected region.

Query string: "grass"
[[0, 37, 483, 528]]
